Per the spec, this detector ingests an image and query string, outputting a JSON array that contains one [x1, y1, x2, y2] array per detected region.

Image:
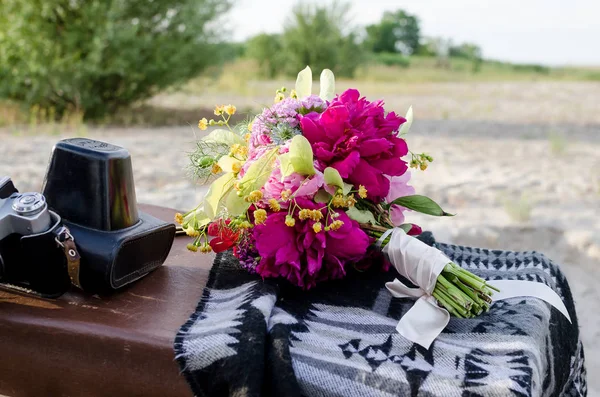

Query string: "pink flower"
[[263, 164, 324, 201], [299, 89, 408, 201], [252, 198, 369, 289], [385, 171, 415, 226]]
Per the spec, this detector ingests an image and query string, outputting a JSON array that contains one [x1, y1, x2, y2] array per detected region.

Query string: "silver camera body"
[[0, 177, 52, 242]]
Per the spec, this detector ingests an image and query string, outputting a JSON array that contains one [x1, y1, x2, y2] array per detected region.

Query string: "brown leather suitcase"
[[0, 204, 211, 397]]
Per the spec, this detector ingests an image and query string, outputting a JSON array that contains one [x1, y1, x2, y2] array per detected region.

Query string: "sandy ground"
[[1, 101, 599, 393]]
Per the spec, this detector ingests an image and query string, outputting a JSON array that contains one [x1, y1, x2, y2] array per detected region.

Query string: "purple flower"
[[252, 198, 369, 289], [299, 89, 409, 201]]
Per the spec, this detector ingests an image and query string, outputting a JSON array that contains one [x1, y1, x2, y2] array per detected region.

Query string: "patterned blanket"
[[174, 233, 587, 397]]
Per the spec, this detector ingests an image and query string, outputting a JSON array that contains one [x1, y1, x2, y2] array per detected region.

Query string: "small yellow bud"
[[185, 226, 200, 237], [224, 104, 237, 116], [214, 105, 224, 116], [290, 89, 298, 99], [254, 209, 267, 225], [268, 198, 281, 212], [280, 189, 292, 201], [420, 162, 428, 171], [186, 243, 198, 252], [345, 195, 357, 207], [358, 185, 368, 199], [245, 133, 252, 143], [239, 221, 252, 229], [211, 163, 222, 174], [285, 215, 296, 227], [274, 92, 285, 103], [310, 210, 323, 221], [332, 194, 346, 208], [247, 122, 253, 132], [312, 222, 322, 233], [298, 209, 311, 220], [245, 190, 263, 203], [198, 118, 208, 130], [174, 212, 184, 225], [231, 161, 242, 174], [200, 244, 212, 253], [329, 220, 344, 231]]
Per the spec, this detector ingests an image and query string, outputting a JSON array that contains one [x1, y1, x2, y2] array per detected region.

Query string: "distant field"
[[2, 57, 600, 129]]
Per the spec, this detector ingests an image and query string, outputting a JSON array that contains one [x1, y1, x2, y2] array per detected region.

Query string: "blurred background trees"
[[0, 0, 574, 123], [0, 0, 229, 120]]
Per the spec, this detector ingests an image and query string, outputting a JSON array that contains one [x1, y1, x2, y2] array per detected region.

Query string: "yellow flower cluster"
[[358, 185, 368, 199], [198, 118, 209, 130], [214, 104, 236, 116], [230, 144, 248, 157], [238, 220, 252, 229], [298, 209, 323, 221], [185, 226, 200, 237], [312, 222, 322, 233], [326, 220, 344, 231], [268, 198, 281, 212], [254, 209, 267, 225], [410, 153, 434, 171], [199, 244, 212, 253], [245, 190, 263, 203], [174, 212, 184, 225], [186, 243, 198, 252], [332, 194, 357, 208], [211, 163, 222, 174], [231, 161, 242, 174], [280, 189, 292, 201], [285, 215, 296, 227], [198, 104, 237, 131]]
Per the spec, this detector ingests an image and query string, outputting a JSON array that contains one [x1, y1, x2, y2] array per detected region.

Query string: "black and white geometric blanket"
[[174, 233, 587, 397]]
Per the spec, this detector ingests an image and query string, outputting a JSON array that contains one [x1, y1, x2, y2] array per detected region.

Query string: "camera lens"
[[12, 193, 47, 216]]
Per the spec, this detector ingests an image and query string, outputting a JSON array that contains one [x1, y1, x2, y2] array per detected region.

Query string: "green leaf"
[[225, 190, 250, 217], [217, 155, 242, 173], [323, 167, 343, 189], [346, 206, 379, 225], [398, 223, 413, 233], [342, 182, 353, 196], [202, 129, 245, 146], [183, 206, 211, 228], [398, 106, 413, 136], [204, 173, 236, 219], [279, 135, 315, 177], [239, 147, 278, 194], [295, 66, 312, 99], [389, 195, 454, 216], [319, 69, 335, 101], [314, 189, 332, 203]]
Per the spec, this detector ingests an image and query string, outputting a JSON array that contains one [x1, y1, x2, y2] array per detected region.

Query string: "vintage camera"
[[0, 138, 176, 297], [0, 177, 72, 296]]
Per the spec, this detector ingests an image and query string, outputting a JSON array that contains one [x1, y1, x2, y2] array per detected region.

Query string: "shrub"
[[372, 52, 410, 68], [0, 0, 230, 119]]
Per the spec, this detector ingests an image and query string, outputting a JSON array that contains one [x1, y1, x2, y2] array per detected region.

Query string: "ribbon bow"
[[380, 228, 572, 349]]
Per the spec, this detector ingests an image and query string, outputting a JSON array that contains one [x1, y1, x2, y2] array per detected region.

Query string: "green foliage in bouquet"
[[0, 0, 230, 119]]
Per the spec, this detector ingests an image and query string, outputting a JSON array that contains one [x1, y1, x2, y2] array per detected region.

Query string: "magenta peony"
[[299, 89, 409, 201], [252, 198, 370, 289]]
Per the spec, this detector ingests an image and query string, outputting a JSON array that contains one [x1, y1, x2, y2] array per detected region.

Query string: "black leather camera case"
[[64, 212, 175, 292], [42, 138, 175, 293]]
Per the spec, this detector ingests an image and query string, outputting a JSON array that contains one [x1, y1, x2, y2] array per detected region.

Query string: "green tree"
[[0, 0, 230, 119], [364, 10, 421, 55], [246, 34, 284, 78], [280, 2, 365, 78]]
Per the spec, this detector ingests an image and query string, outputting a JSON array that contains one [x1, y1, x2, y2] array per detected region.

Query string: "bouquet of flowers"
[[178, 66, 498, 320]]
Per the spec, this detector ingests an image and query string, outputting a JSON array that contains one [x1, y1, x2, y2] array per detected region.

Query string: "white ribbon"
[[382, 228, 572, 349]]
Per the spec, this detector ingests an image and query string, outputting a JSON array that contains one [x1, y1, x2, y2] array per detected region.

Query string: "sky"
[[227, 0, 600, 66]]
